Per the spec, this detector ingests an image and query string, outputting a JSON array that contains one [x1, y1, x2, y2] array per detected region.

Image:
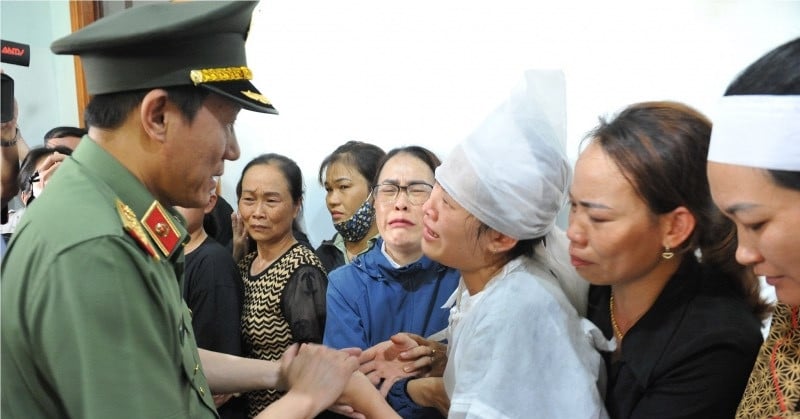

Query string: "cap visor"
[[201, 80, 278, 114]]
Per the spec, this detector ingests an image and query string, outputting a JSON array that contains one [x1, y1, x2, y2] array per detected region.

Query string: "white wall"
[[2, 1, 799, 248], [232, 0, 800, 248]]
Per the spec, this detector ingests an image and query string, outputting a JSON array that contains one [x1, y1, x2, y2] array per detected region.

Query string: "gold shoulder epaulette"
[[116, 198, 160, 261]]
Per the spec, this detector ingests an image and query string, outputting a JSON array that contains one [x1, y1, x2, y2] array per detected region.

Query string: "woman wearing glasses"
[[323, 145, 459, 418]]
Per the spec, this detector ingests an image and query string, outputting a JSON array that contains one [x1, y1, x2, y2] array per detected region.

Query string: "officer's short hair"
[[84, 86, 211, 130]]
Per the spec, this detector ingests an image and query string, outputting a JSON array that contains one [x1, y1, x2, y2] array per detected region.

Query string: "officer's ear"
[[139, 89, 169, 143]]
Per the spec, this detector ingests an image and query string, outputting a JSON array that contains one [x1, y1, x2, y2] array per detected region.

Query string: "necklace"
[[609, 294, 625, 342]]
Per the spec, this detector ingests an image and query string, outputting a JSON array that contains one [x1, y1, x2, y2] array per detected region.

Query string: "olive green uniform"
[[3, 1, 276, 416], [1, 139, 218, 418]]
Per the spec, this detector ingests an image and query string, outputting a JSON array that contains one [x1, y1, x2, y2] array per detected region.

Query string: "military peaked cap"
[[51, 0, 276, 114]]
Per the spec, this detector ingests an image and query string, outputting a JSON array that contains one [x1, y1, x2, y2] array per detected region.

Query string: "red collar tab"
[[141, 201, 183, 259]]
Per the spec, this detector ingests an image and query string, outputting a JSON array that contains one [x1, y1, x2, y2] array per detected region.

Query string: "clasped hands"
[[235, 336, 444, 419], [358, 332, 447, 396], [276, 343, 405, 419]]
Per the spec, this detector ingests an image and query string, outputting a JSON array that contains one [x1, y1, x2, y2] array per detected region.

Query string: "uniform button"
[[199, 387, 205, 396], [194, 363, 200, 376]]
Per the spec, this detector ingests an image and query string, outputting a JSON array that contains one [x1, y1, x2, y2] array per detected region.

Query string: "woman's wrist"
[[254, 391, 317, 419], [260, 358, 285, 391], [405, 378, 429, 407], [1, 127, 18, 146]]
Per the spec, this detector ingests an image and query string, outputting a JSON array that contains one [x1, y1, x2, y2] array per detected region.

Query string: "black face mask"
[[333, 197, 375, 243]]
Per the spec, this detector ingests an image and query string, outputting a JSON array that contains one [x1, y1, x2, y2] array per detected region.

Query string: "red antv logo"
[[1, 46, 25, 56]]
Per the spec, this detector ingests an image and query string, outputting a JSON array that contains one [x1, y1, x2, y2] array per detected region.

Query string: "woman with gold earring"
[[567, 101, 770, 419]]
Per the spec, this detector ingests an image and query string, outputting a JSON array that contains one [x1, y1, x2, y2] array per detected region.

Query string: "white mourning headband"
[[435, 70, 570, 240], [708, 95, 800, 171]]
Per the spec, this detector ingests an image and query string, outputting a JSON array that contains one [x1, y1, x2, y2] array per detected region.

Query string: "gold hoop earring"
[[661, 246, 674, 260]]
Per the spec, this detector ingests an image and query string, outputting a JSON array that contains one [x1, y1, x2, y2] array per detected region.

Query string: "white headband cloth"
[[435, 69, 571, 240], [708, 95, 800, 171]]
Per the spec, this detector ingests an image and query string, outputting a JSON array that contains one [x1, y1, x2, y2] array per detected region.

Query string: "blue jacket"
[[323, 239, 459, 349], [323, 240, 458, 419]]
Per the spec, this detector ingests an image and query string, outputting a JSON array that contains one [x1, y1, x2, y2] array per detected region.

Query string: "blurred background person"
[[324, 145, 459, 418], [1, 145, 71, 242], [235, 153, 329, 417], [205, 177, 236, 248], [43, 125, 86, 150], [1, 99, 20, 213], [1, 96, 30, 229], [316, 141, 385, 272], [176, 191, 246, 419]]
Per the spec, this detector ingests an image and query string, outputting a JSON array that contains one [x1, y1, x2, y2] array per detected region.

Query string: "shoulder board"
[[116, 198, 160, 261]]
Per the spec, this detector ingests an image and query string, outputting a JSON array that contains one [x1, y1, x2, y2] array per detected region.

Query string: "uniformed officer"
[[0, 2, 394, 418]]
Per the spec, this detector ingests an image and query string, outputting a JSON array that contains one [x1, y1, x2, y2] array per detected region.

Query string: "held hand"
[[337, 371, 400, 419], [275, 343, 300, 392], [340, 347, 362, 358], [367, 332, 446, 378], [279, 343, 359, 414], [358, 337, 430, 397], [322, 351, 369, 419], [394, 333, 448, 378]]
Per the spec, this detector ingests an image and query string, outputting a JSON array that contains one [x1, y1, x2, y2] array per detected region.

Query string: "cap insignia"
[[241, 90, 271, 105], [190, 66, 253, 85], [141, 201, 182, 259], [116, 199, 160, 261]]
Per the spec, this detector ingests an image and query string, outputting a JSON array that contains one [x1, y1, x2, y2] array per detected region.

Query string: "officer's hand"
[[280, 343, 359, 414]]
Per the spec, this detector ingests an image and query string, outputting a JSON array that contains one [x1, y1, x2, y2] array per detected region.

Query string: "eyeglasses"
[[373, 182, 433, 206]]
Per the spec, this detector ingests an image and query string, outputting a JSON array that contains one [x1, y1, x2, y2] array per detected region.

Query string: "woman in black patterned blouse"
[[234, 153, 328, 417]]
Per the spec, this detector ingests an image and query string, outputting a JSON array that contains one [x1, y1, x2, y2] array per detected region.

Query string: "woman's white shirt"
[[443, 256, 609, 419]]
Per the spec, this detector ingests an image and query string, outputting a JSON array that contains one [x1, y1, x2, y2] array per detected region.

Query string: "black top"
[[204, 196, 235, 248], [184, 236, 243, 353], [588, 258, 763, 419], [183, 236, 246, 419], [315, 234, 345, 273]]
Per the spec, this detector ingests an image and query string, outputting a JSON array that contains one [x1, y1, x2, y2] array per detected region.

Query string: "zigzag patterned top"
[[736, 303, 800, 418], [238, 243, 327, 417]]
